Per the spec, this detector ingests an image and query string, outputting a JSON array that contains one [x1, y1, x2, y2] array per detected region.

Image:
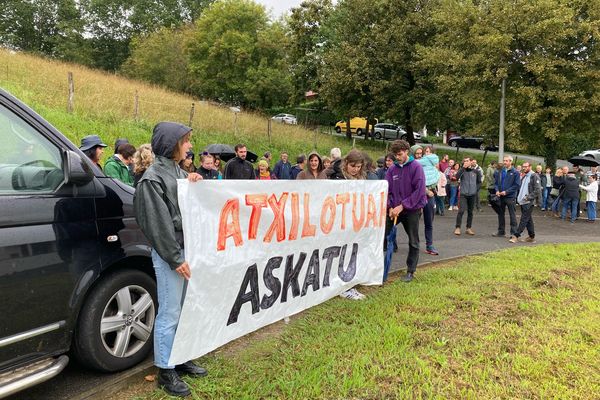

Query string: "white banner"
[[169, 180, 388, 365]]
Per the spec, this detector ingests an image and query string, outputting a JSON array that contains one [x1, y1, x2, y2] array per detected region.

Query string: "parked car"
[[271, 113, 297, 124], [0, 88, 155, 399], [397, 128, 421, 141], [447, 135, 487, 150], [334, 117, 377, 136], [579, 149, 600, 162], [373, 123, 400, 140]]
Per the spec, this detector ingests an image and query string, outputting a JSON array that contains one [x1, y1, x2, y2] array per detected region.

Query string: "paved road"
[[331, 131, 572, 168], [9, 206, 599, 400]]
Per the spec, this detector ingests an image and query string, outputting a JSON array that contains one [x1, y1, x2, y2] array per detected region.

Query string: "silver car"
[[271, 113, 297, 124], [373, 123, 421, 140], [579, 149, 600, 162]]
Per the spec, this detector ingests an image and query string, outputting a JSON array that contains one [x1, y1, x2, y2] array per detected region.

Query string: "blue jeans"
[[435, 195, 445, 215], [587, 201, 596, 221], [551, 195, 561, 212], [152, 249, 186, 369], [423, 195, 435, 247], [449, 186, 458, 206], [542, 187, 551, 209], [561, 198, 579, 223]]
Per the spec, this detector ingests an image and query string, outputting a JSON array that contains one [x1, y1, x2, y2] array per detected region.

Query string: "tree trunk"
[[364, 118, 370, 140], [544, 136, 558, 170], [404, 106, 415, 146], [345, 116, 352, 139]]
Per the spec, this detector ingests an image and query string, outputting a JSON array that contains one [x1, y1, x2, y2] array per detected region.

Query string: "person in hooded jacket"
[[385, 140, 427, 282], [297, 152, 327, 179], [561, 172, 581, 223], [134, 122, 207, 397], [104, 143, 136, 186], [327, 150, 367, 300], [412, 144, 440, 255]]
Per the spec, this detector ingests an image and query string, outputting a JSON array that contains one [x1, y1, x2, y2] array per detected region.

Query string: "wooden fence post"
[[134, 90, 139, 121], [189, 102, 195, 128], [267, 118, 272, 146], [67, 72, 74, 113]]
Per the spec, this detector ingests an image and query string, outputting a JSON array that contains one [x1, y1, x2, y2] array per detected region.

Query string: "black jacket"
[[134, 122, 190, 269], [563, 176, 580, 200], [198, 166, 220, 180], [223, 157, 256, 179], [326, 158, 345, 180]]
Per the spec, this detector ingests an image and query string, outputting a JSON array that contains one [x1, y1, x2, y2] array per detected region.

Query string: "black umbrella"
[[245, 150, 258, 163], [205, 143, 235, 160], [568, 156, 600, 167]]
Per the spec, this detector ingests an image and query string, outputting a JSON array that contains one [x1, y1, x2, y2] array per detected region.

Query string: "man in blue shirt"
[[493, 155, 521, 237], [273, 152, 292, 179]]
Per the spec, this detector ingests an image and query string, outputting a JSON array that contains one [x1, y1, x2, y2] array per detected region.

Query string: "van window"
[[0, 104, 64, 194]]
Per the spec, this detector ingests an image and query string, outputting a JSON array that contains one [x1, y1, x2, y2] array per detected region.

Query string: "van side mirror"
[[66, 150, 94, 185]]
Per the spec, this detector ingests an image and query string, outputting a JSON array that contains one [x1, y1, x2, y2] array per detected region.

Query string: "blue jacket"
[[494, 167, 521, 199], [273, 160, 292, 179]]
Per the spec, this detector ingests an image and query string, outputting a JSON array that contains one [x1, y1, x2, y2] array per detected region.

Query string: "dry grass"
[[1, 50, 383, 164]]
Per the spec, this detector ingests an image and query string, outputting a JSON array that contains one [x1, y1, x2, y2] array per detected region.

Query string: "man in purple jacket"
[[385, 140, 427, 282]]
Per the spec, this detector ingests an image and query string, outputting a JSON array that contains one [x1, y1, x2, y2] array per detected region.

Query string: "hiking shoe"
[[401, 273, 414, 282], [339, 288, 365, 300], [158, 369, 191, 397], [524, 236, 536, 243], [454, 227, 461, 235], [175, 361, 207, 377], [466, 228, 475, 235], [508, 235, 518, 243], [425, 246, 439, 255], [491, 232, 505, 237]]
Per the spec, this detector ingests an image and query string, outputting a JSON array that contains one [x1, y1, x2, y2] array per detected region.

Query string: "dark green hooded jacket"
[[134, 122, 190, 269]]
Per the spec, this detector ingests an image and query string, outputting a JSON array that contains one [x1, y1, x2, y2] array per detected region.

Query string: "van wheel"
[[73, 269, 157, 372], [335, 126, 342, 133], [356, 128, 363, 136]]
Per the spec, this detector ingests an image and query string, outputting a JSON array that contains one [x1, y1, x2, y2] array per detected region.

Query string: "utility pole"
[[498, 77, 506, 162]]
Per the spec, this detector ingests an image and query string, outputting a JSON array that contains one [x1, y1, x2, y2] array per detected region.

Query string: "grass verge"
[[132, 243, 599, 400]]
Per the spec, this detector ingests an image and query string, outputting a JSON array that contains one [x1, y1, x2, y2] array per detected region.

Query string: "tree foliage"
[[187, 0, 291, 108], [419, 0, 600, 165]]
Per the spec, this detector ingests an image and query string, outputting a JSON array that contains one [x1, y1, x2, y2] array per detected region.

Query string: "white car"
[[579, 149, 600, 162], [271, 113, 297, 124]]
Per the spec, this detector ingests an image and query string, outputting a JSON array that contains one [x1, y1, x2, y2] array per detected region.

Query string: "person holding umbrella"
[[223, 144, 256, 179], [384, 140, 427, 283]]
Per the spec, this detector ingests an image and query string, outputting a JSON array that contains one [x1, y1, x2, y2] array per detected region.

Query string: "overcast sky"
[[255, 0, 303, 18]]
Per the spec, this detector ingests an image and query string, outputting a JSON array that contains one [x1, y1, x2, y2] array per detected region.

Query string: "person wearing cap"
[[134, 122, 207, 397], [256, 159, 275, 180], [80, 135, 107, 170], [412, 144, 441, 256], [179, 150, 196, 173], [104, 143, 136, 186]]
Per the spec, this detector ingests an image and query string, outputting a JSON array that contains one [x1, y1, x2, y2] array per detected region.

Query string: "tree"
[[286, 0, 333, 104], [420, 0, 600, 166], [122, 27, 195, 93], [187, 0, 291, 109]]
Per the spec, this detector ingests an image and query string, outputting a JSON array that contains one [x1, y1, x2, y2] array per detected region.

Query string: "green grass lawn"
[[136, 243, 599, 400]]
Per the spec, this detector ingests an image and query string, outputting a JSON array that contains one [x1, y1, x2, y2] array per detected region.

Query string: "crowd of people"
[[78, 126, 597, 397]]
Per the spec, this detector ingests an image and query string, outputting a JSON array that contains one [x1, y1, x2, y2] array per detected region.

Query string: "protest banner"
[[169, 179, 387, 365]]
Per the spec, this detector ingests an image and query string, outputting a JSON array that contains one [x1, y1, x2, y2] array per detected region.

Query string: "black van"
[[0, 89, 155, 398]]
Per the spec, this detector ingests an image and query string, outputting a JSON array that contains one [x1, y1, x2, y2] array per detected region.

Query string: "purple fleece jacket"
[[385, 158, 427, 212]]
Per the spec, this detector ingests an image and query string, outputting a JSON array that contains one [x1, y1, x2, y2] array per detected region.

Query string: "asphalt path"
[[332, 131, 571, 168], [9, 206, 600, 400]]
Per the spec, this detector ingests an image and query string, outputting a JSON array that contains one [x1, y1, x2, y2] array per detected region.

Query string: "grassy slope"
[[0, 50, 388, 165], [136, 244, 600, 400]]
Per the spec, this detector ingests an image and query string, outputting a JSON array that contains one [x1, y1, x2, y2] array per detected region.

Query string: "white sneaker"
[[339, 288, 365, 300], [448, 206, 452, 211]]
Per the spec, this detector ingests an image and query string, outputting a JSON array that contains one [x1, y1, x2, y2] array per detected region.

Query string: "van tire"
[[73, 269, 157, 372], [356, 128, 363, 136]]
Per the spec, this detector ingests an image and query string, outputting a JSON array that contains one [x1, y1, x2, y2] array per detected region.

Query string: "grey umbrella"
[[205, 144, 235, 161]]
